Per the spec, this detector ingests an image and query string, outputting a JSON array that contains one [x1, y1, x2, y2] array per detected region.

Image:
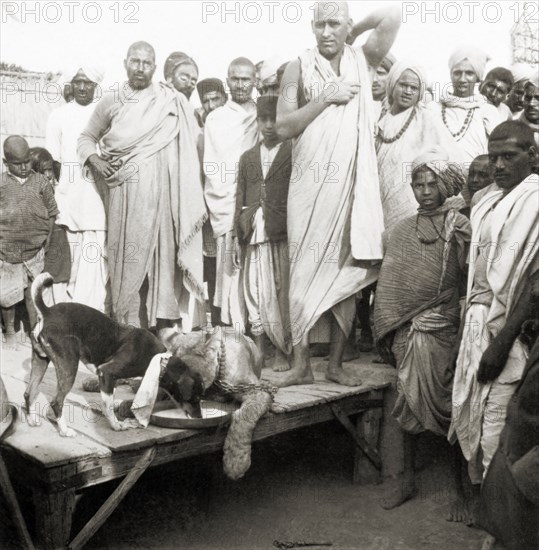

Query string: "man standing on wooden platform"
[[272, 2, 400, 387], [78, 41, 206, 330]]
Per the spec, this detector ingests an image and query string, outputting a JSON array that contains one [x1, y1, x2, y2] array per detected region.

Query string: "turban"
[[379, 53, 396, 73], [448, 46, 490, 79], [197, 78, 226, 100], [256, 95, 278, 118], [67, 65, 104, 84], [511, 63, 534, 84], [385, 60, 426, 105], [412, 147, 466, 200], [259, 54, 287, 84], [163, 51, 198, 80]]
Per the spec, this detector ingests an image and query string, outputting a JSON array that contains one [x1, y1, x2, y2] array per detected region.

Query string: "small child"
[[1, 136, 59, 349], [29, 147, 72, 303], [233, 95, 292, 372]]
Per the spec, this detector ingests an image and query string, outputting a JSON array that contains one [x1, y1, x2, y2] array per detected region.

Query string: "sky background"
[[1, 1, 530, 106]]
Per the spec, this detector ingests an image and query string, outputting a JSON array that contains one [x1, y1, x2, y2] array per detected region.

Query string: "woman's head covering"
[[448, 46, 490, 80], [412, 147, 466, 200], [385, 60, 426, 105], [163, 52, 199, 80]]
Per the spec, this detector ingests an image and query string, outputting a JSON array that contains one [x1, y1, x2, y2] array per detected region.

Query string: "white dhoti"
[[214, 232, 245, 330], [243, 241, 291, 355]]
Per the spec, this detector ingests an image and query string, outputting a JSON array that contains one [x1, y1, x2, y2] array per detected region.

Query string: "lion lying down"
[[160, 326, 277, 480], [88, 326, 277, 480]]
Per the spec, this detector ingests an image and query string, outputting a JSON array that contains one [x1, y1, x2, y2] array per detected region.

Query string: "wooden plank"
[[33, 486, 76, 550], [69, 447, 156, 550], [353, 407, 382, 485], [330, 402, 382, 470], [48, 394, 383, 491], [1, 416, 111, 468]]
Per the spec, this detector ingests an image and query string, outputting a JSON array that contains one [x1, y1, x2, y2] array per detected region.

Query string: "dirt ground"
[[1, 415, 488, 550]]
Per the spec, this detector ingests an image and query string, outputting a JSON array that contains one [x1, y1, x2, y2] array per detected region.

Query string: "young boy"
[[1, 136, 58, 349], [233, 96, 292, 371], [481, 67, 514, 122]]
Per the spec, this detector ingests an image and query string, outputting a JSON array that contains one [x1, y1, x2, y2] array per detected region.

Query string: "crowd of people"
[[1, 3, 538, 548]]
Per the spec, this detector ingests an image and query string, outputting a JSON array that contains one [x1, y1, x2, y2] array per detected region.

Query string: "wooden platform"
[[0, 338, 395, 549]]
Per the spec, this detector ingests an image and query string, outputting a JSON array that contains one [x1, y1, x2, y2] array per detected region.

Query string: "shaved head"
[[312, 1, 350, 21], [227, 57, 255, 104], [3, 135, 30, 162], [228, 57, 255, 77], [126, 40, 155, 61]]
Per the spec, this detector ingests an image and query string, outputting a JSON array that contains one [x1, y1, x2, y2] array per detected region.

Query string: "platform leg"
[[0, 453, 35, 549], [32, 487, 76, 550], [353, 407, 382, 485]]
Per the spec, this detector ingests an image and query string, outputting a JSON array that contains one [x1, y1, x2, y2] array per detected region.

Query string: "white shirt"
[[46, 101, 106, 232]]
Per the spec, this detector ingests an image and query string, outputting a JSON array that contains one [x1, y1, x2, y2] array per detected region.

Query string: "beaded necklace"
[[415, 212, 449, 244], [442, 104, 477, 141], [378, 107, 417, 144]]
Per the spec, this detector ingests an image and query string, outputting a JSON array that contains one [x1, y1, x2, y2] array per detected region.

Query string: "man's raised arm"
[[276, 59, 360, 140], [348, 4, 401, 69]]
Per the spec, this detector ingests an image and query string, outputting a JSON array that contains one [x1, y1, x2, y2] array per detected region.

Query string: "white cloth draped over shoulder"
[[449, 174, 539, 464], [203, 101, 258, 239], [46, 101, 106, 232], [46, 100, 108, 311], [429, 85, 501, 165], [77, 82, 206, 326], [288, 46, 383, 344]]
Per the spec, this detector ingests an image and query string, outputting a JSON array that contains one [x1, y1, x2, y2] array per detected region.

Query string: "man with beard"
[[78, 41, 206, 330], [203, 57, 258, 329], [505, 63, 534, 118]]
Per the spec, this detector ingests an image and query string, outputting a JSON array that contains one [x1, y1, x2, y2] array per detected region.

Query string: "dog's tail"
[[31, 272, 53, 320]]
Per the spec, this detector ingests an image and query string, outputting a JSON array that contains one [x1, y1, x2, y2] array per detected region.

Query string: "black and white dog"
[[25, 273, 204, 437]]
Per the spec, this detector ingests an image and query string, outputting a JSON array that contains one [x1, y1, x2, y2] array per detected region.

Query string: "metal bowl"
[[149, 399, 238, 429]]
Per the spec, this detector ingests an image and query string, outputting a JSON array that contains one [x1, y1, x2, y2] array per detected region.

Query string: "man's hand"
[[87, 154, 122, 179], [232, 236, 242, 271], [323, 79, 360, 105], [477, 340, 510, 383]]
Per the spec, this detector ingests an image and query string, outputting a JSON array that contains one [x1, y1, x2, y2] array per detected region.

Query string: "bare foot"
[[373, 355, 387, 364], [379, 475, 416, 510], [446, 497, 470, 523], [326, 366, 362, 386], [272, 350, 291, 372], [264, 366, 314, 387], [2, 331, 18, 351]]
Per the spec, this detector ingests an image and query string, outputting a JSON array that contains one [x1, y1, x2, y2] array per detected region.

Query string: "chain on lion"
[[214, 335, 279, 399]]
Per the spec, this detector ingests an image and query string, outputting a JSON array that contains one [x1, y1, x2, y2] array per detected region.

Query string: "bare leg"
[[326, 322, 362, 386], [272, 347, 291, 372], [1, 306, 18, 350], [447, 443, 474, 524], [264, 334, 313, 387], [253, 334, 267, 368], [380, 432, 416, 509], [24, 285, 38, 328]]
